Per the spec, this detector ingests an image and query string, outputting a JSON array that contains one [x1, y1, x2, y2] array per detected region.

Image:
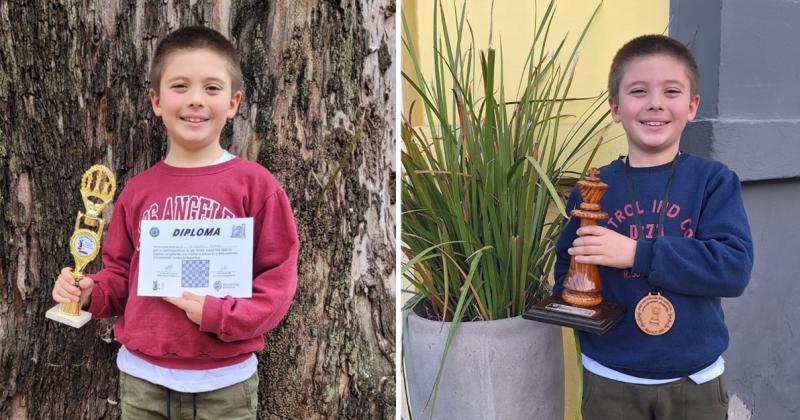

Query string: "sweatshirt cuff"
[[632, 240, 654, 275], [200, 296, 224, 335]]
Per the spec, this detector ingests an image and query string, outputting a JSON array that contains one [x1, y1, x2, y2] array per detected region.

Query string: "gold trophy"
[[45, 165, 116, 328]]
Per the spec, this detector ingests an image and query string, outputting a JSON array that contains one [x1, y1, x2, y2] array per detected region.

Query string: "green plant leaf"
[[526, 156, 567, 217], [401, 0, 606, 412]]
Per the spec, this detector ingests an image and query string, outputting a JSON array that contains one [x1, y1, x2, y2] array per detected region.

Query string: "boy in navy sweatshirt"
[[553, 35, 753, 420]]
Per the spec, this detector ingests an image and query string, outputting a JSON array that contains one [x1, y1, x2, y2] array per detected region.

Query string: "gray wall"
[[675, 0, 800, 181], [672, 0, 800, 418], [729, 180, 800, 418]]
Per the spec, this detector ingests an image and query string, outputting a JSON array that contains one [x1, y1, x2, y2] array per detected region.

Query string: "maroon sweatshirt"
[[88, 157, 299, 369]]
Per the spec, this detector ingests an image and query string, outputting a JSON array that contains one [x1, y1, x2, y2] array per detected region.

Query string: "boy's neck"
[[626, 147, 680, 168], [164, 141, 225, 168]]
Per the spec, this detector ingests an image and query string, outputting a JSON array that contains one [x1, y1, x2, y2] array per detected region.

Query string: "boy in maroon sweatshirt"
[[51, 26, 298, 419]]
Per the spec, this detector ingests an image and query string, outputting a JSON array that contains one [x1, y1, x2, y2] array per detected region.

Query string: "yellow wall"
[[403, 0, 668, 167], [401, 1, 668, 418]]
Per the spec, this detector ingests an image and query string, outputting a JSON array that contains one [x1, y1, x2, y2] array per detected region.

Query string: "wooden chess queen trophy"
[[523, 168, 624, 334], [562, 168, 609, 306]]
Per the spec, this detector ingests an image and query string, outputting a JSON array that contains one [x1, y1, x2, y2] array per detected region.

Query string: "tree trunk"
[[0, 1, 396, 419]]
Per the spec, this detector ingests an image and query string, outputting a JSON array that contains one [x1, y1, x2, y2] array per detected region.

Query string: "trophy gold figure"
[[524, 168, 624, 334], [45, 165, 116, 328]]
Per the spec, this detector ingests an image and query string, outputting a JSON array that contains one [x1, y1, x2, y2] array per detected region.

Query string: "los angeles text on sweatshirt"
[[89, 158, 299, 369]]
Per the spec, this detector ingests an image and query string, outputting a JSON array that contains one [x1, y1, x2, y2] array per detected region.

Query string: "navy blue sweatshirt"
[[553, 152, 753, 379]]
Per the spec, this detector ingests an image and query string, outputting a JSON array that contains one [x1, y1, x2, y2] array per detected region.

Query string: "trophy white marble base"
[[45, 305, 91, 328]]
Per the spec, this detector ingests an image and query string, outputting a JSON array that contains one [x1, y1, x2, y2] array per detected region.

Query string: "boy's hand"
[[568, 226, 636, 269], [164, 292, 206, 325], [52, 267, 93, 308]]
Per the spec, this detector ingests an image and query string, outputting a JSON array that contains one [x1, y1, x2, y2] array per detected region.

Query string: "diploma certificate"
[[138, 218, 253, 297]]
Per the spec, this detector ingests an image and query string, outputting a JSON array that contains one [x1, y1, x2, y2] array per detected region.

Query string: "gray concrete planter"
[[403, 311, 564, 420]]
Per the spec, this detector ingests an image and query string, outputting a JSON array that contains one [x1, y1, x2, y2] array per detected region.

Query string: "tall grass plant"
[[401, 0, 609, 411]]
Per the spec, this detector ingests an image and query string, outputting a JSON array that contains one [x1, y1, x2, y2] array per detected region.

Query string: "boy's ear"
[[687, 94, 701, 122], [227, 90, 243, 119], [609, 98, 621, 123], [148, 88, 162, 117]]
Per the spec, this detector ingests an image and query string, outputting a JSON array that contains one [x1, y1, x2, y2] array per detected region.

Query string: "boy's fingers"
[[575, 254, 611, 264], [60, 267, 76, 280], [181, 291, 204, 303], [54, 295, 72, 304], [52, 288, 70, 303], [576, 226, 606, 236], [56, 269, 76, 287], [569, 245, 604, 256], [164, 296, 189, 311], [53, 268, 83, 303], [57, 277, 81, 297], [54, 284, 79, 302], [78, 277, 94, 289], [572, 236, 599, 247], [574, 255, 601, 265]]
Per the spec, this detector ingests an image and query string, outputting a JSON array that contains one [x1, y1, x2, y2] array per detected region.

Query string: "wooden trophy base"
[[523, 295, 624, 335], [45, 305, 91, 328]]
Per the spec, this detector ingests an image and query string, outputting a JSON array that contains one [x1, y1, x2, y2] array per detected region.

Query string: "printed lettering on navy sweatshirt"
[[603, 198, 695, 279]]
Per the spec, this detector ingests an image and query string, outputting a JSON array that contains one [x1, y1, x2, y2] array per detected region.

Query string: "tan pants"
[[581, 369, 729, 420], [119, 371, 259, 420]]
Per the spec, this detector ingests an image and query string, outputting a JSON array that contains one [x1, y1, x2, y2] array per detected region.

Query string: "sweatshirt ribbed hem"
[[127, 348, 252, 370]]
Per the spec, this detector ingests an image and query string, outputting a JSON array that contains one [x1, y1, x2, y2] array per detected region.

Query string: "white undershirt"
[[117, 149, 253, 392], [210, 150, 235, 165], [117, 347, 257, 392], [582, 353, 724, 385]]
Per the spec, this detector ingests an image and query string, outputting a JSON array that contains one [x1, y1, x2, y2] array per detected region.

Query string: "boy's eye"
[[170, 84, 188, 90], [665, 89, 681, 96], [206, 85, 222, 92], [629, 88, 646, 95]]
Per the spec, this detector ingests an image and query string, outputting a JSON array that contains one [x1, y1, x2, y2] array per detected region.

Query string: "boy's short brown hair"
[[608, 34, 698, 104], [149, 26, 243, 94]]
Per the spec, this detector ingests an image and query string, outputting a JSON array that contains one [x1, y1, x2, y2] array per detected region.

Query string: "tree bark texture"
[[0, 0, 396, 418]]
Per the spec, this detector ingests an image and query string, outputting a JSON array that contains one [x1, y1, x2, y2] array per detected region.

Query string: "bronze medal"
[[635, 292, 675, 335]]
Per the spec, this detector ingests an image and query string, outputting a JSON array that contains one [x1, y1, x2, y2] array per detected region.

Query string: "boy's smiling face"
[[610, 53, 700, 165], [149, 49, 241, 157]]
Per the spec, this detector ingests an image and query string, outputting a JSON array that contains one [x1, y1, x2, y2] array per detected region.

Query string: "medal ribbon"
[[623, 152, 680, 294]]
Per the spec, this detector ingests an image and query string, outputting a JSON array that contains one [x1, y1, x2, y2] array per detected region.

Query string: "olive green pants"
[[581, 369, 729, 420], [119, 371, 258, 420]]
